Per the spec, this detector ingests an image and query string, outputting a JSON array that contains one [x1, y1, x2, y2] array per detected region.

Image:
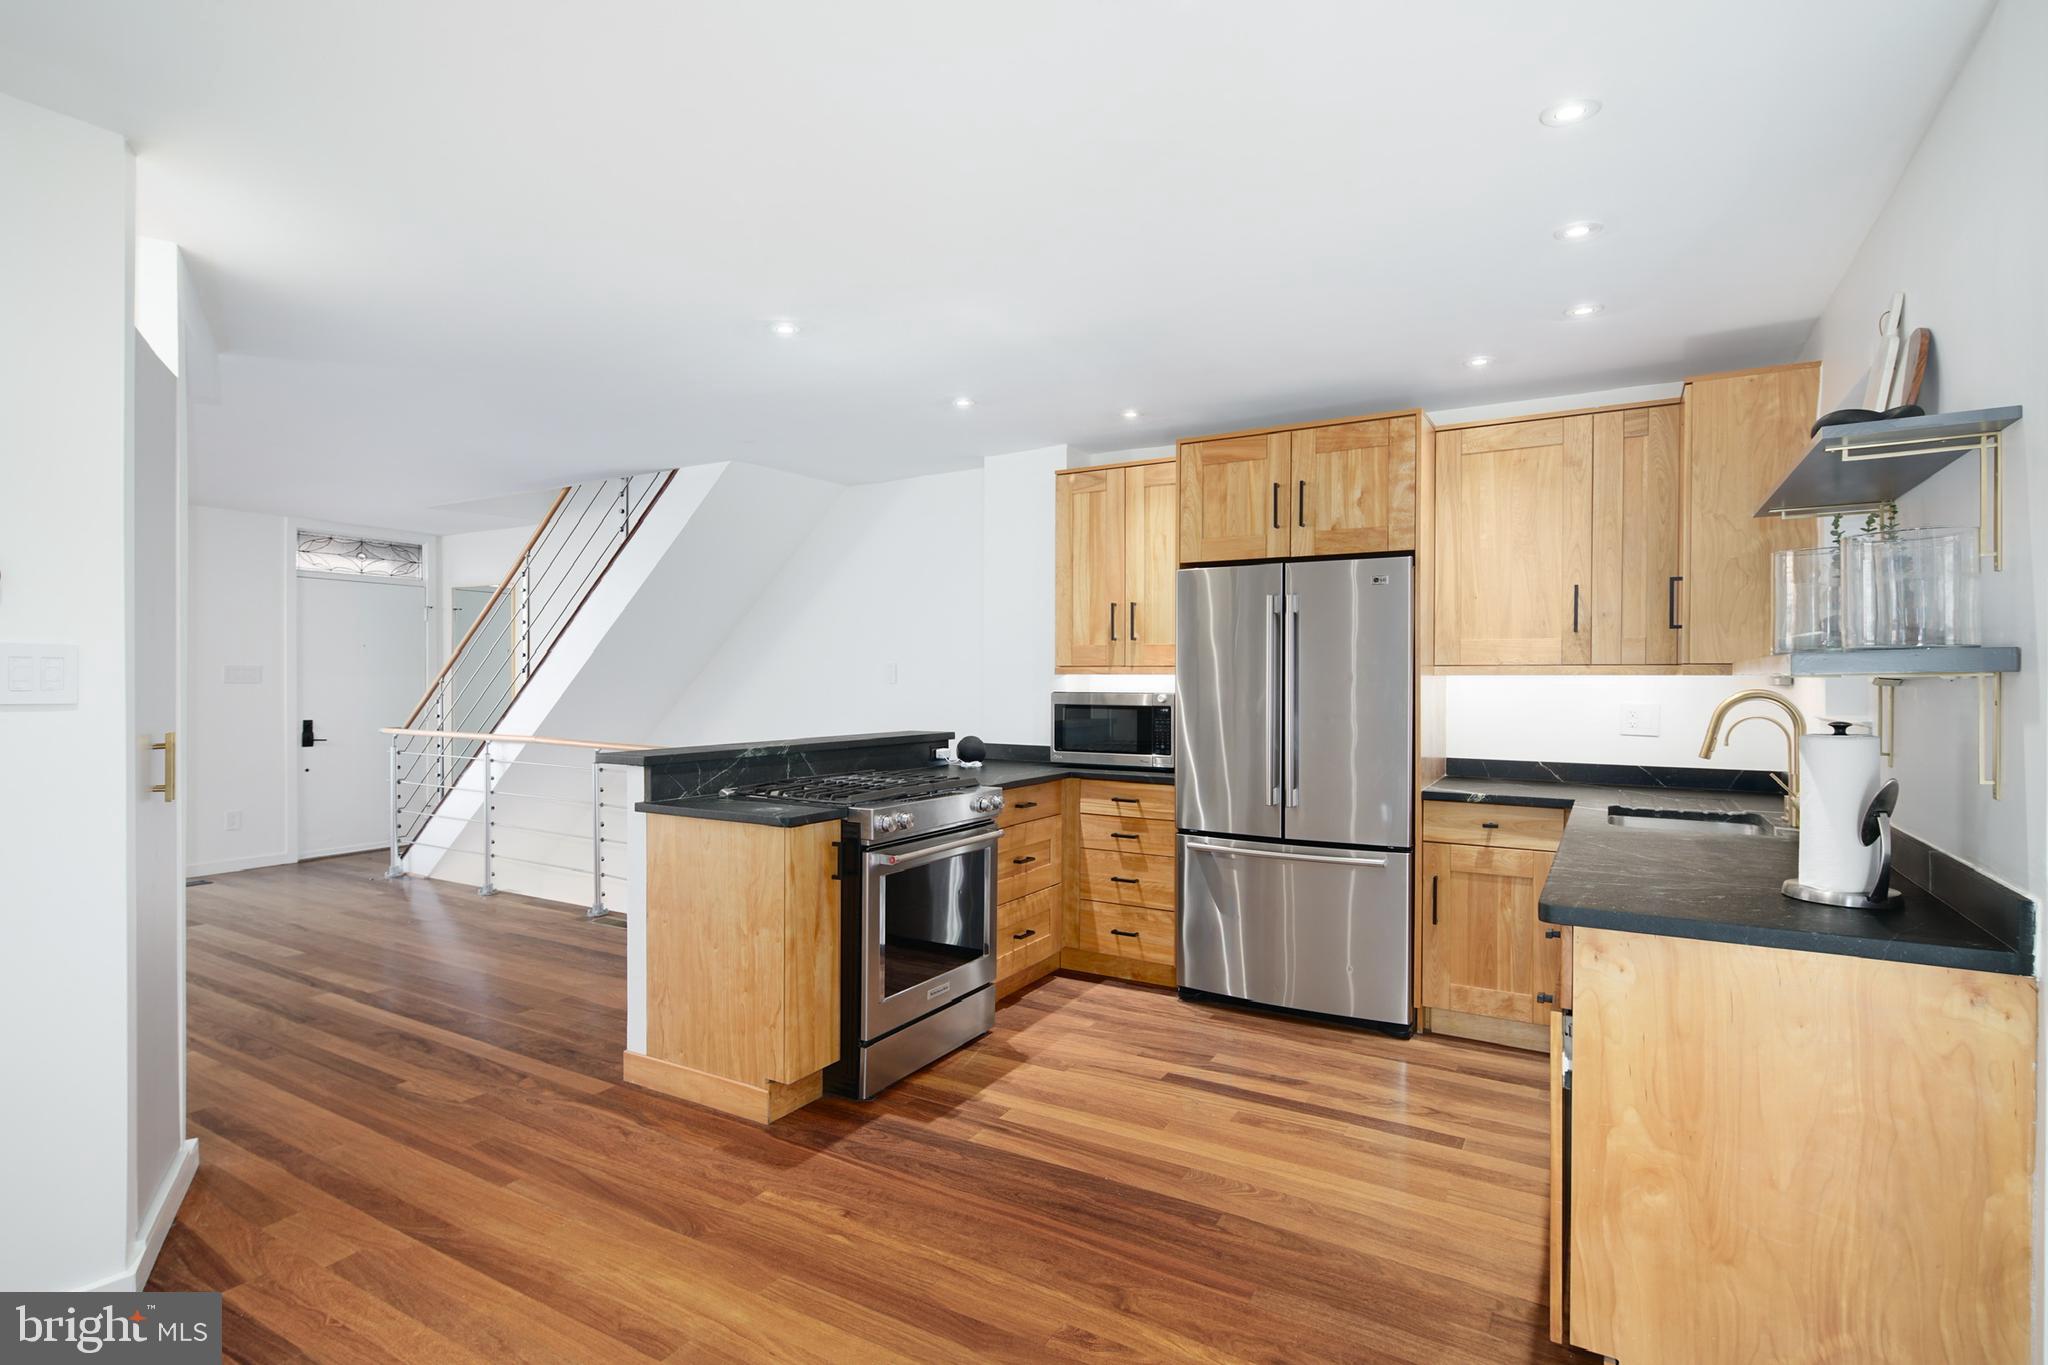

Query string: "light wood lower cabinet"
[[995, 780, 1067, 997], [1562, 927, 2036, 1361], [1419, 802, 1567, 1044]]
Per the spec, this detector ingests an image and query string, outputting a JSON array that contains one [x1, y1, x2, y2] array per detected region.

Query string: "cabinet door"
[[1591, 405, 1684, 665], [1054, 468, 1126, 670], [1289, 417, 1417, 556], [1122, 461, 1178, 670], [1681, 365, 1819, 664], [1434, 417, 1594, 666], [1422, 842, 1554, 1022], [1178, 433, 1289, 564]]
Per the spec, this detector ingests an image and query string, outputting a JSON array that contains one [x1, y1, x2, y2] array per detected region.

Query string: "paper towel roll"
[[1798, 731, 1884, 895]]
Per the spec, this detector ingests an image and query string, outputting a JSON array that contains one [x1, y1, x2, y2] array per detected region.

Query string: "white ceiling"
[[0, 1, 1994, 533]]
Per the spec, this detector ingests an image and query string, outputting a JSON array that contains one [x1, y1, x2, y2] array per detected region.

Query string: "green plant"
[[1861, 501, 1900, 536]]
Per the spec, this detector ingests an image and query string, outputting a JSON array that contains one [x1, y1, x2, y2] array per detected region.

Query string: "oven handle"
[[863, 823, 1005, 872], [1183, 839, 1388, 868]]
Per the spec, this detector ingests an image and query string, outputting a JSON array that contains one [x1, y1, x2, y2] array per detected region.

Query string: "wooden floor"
[[155, 852, 1590, 1363]]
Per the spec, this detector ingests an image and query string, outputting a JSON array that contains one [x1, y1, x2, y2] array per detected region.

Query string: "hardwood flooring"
[[155, 852, 1591, 1363]]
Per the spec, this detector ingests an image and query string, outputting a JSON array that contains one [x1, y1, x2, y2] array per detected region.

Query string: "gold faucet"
[[1700, 689, 1809, 827]]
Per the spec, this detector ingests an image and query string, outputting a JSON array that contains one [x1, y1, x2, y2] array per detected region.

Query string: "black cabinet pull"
[[1110, 928, 1140, 938], [1572, 583, 1581, 633], [1129, 600, 1138, 640], [1110, 875, 1139, 884], [1668, 575, 1684, 630], [1109, 601, 1118, 641], [1015, 800, 1038, 810], [1110, 795, 1138, 804], [1297, 479, 1307, 528], [1537, 992, 1556, 1005], [1272, 482, 1283, 528], [1431, 874, 1439, 926], [1481, 820, 1499, 829], [1110, 831, 1139, 840], [1545, 928, 1562, 939], [1012, 855, 1036, 865], [1012, 928, 1036, 941]]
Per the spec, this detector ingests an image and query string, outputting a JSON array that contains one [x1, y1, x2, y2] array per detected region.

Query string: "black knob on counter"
[[955, 735, 987, 764]]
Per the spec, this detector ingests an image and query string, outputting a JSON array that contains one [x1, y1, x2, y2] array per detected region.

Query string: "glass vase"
[[1771, 546, 1841, 653], [1841, 527, 1980, 648]]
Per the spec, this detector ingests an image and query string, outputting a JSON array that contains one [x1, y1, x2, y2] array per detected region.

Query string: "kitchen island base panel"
[[1422, 1005, 1549, 1052], [622, 1051, 824, 1123]]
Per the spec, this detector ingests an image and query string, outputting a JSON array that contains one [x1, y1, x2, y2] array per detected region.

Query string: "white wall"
[[1445, 675, 1827, 770], [187, 506, 293, 873], [0, 91, 144, 1290], [437, 523, 531, 658], [1793, 2, 2046, 1353]]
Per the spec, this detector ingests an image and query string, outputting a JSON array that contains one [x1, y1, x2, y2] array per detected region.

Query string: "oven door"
[[861, 824, 1001, 1039]]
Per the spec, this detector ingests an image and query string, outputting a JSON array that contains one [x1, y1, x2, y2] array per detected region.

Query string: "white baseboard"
[[78, 1137, 200, 1293], [186, 851, 292, 878], [298, 840, 389, 862]]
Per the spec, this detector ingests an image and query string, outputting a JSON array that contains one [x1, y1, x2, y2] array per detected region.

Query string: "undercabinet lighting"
[[1564, 302, 1604, 318], [953, 395, 975, 409], [1465, 355, 1494, 368], [770, 320, 799, 337], [1121, 408, 1142, 420], [1539, 98, 1601, 127], [1554, 220, 1604, 242]]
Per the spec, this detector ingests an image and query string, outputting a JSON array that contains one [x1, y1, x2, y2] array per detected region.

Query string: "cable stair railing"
[[390, 470, 674, 860]]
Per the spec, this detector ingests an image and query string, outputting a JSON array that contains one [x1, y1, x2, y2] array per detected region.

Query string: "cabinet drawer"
[[1077, 846, 1175, 910], [1423, 801, 1566, 851], [1078, 812, 1176, 859], [996, 781, 1064, 829], [1075, 779, 1174, 823], [998, 818, 1061, 903], [997, 887, 1058, 976], [1069, 902, 1175, 966]]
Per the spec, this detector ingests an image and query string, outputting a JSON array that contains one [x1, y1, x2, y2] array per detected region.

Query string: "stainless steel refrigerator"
[[1175, 555, 1413, 1031]]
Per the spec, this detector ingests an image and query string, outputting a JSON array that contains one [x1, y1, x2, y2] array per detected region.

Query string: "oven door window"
[[879, 848, 991, 999], [1055, 704, 1144, 755]]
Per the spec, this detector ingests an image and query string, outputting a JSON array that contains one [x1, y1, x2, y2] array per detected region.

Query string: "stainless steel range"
[[723, 768, 1005, 1098]]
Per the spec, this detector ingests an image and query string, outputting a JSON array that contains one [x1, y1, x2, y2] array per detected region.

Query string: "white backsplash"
[[1443, 674, 1829, 771]]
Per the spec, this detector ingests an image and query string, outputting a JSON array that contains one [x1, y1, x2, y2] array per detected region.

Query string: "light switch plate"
[[0, 643, 78, 705], [1620, 703, 1661, 737]]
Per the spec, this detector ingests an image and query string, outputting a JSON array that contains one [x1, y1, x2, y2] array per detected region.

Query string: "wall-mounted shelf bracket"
[[1870, 671, 2002, 799]]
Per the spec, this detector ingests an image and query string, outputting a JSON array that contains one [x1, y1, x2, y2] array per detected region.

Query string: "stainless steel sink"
[[1606, 805, 1794, 838]]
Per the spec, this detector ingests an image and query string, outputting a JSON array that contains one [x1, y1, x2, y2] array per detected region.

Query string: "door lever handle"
[[301, 718, 328, 748]]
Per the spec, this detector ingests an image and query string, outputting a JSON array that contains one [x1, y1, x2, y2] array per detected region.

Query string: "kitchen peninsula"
[[603, 731, 1173, 1122]]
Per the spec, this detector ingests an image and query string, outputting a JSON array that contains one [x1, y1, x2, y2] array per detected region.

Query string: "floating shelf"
[[1737, 645, 2021, 677], [1756, 406, 2020, 517]]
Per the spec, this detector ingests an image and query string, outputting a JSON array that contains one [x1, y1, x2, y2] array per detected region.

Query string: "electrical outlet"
[[1620, 704, 1661, 737], [224, 810, 243, 832]]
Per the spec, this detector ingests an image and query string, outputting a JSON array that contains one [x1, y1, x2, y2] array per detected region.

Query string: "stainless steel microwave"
[[1050, 691, 1174, 769]]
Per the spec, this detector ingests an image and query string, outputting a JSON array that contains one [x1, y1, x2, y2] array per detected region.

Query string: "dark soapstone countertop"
[[1425, 775, 2030, 976]]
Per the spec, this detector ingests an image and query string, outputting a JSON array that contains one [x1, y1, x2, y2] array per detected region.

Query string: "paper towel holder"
[[1783, 776, 1905, 910]]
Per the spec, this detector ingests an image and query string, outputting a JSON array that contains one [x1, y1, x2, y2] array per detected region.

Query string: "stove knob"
[[900, 812, 916, 830], [882, 812, 903, 832], [987, 793, 1005, 812]]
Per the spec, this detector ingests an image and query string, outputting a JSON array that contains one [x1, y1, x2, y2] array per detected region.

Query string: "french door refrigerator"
[[1175, 555, 1413, 1032]]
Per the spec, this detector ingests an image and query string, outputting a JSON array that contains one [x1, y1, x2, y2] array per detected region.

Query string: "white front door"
[[297, 574, 428, 858]]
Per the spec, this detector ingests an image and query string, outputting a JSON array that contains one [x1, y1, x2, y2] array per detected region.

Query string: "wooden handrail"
[[381, 727, 655, 753], [401, 486, 571, 727]]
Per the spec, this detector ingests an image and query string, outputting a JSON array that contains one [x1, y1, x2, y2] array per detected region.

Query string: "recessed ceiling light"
[[953, 395, 975, 409], [1554, 220, 1604, 242], [1465, 355, 1494, 368], [1564, 302, 1605, 318], [1121, 408, 1141, 420], [769, 320, 799, 337], [1539, 99, 1602, 127]]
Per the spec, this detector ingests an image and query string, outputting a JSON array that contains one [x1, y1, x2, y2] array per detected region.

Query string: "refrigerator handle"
[[1265, 593, 1282, 806], [1285, 593, 1301, 808]]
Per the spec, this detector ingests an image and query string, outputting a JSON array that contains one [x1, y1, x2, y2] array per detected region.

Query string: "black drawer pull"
[[1110, 928, 1140, 938], [1011, 855, 1036, 865], [1110, 875, 1139, 884], [1015, 800, 1038, 810], [1012, 928, 1036, 941], [1537, 992, 1556, 1005], [1110, 832, 1139, 840], [1545, 928, 1562, 939], [1110, 796, 1139, 804], [1431, 874, 1438, 926], [1481, 820, 1499, 829]]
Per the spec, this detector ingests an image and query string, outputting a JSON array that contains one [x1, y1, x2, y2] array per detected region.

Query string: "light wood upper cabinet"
[[1288, 418, 1418, 556], [1055, 459, 1177, 672], [1681, 363, 1819, 664], [1590, 404, 1683, 666], [1434, 416, 1594, 666], [1421, 841, 1557, 1023], [1177, 433, 1288, 563]]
